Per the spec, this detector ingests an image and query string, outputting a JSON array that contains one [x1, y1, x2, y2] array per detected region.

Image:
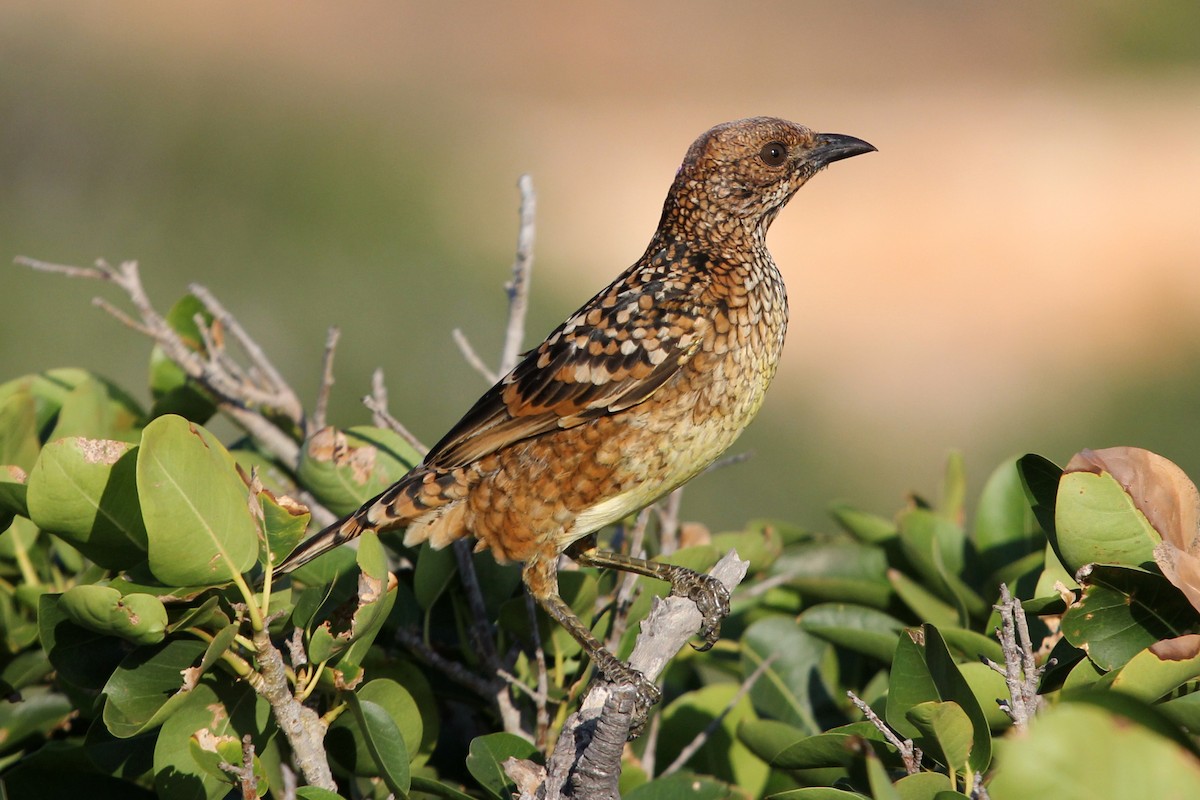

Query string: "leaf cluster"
[[2, 281, 1200, 798]]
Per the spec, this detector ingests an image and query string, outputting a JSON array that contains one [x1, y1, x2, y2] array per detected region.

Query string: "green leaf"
[[939, 451, 967, 522], [296, 789, 347, 800], [102, 638, 207, 738], [896, 509, 986, 621], [886, 626, 992, 773], [0, 739, 156, 800], [937, 627, 1004, 666], [0, 685, 73, 753], [309, 533, 397, 665], [1061, 564, 1197, 671], [148, 294, 217, 423], [988, 697, 1200, 799], [829, 503, 897, 544], [413, 541, 457, 610], [736, 718, 810, 763], [748, 721, 887, 769], [711, 522, 784, 573], [1054, 469, 1161, 573], [48, 375, 130, 442], [0, 464, 29, 533], [27, 437, 147, 568], [887, 569, 958, 628], [894, 772, 952, 800], [137, 415, 258, 585], [298, 425, 421, 516], [1016, 453, 1060, 540], [152, 678, 271, 800], [866, 749, 902, 800], [800, 603, 905, 663], [329, 679, 422, 775], [773, 537, 892, 609], [920, 625, 992, 773], [742, 616, 836, 734], [0, 389, 41, 471], [905, 701, 973, 771], [973, 456, 1042, 565], [886, 631, 941, 739], [624, 773, 733, 800], [344, 693, 411, 796], [466, 732, 540, 800], [657, 684, 767, 796], [188, 731, 270, 793], [1109, 635, 1200, 701], [59, 585, 166, 646], [258, 489, 310, 567], [38, 593, 128, 692], [958, 661, 1012, 731], [765, 789, 870, 799]]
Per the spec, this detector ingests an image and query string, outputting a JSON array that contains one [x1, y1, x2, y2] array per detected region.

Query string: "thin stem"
[[499, 174, 537, 374]]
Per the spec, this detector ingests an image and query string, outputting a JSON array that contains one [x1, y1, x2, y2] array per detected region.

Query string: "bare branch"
[[605, 507, 654, 654], [218, 734, 260, 800], [312, 326, 341, 432], [247, 630, 335, 790], [847, 689, 922, 775], [368, 368, 391, 429], [189, 282, 305, 424], [452, 327, 498, 384], [994, 583, 1044, 731], [14, 255, 109, 280], [519, 550, 751, 800], [91, 296, 156, 336], [499, 174, 536, 375], [655, 488, 684, 556]]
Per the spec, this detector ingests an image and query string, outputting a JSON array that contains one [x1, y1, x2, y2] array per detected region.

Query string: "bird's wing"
[[423, 264, 713, 469]]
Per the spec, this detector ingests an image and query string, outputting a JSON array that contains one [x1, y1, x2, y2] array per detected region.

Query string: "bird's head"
[[664, 116, 875, 241]]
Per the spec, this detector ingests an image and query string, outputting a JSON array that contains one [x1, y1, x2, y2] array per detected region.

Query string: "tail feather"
[[274, 513, 365, 574], [275, 467, 467, 575]]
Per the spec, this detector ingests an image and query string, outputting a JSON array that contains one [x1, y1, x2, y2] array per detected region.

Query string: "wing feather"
[[423, 257, 712, 469]]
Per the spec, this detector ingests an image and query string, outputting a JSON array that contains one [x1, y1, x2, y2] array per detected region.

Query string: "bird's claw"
[[670, 572, 731, 652], [598, 659, 661, 738]]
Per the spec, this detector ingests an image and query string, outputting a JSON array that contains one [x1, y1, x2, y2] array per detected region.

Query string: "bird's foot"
[[592, 653, 661, 737], [669, 572, 731, 652]]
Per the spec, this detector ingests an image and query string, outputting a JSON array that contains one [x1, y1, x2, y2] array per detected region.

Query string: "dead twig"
[[14, 257, 307, 470], [247, 630, 335, 790], [511, 551, 751, 800], [499, 174, 536, 374], [312, 326, 340, 431], [847, 689, 922, 775], [984, 583, 1045, 731]]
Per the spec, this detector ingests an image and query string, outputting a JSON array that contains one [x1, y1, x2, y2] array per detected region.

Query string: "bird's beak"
[[809, 133, 877, 168]]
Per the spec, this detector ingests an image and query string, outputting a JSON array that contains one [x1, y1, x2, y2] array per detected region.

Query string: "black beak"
[[810, 133, 877, 168]]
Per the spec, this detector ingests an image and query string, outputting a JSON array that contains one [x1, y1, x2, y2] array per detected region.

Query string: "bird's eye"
[[759, 141, 788, 167]]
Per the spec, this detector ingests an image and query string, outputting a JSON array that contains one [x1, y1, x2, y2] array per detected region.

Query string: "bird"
[[277, 117, 875, 708]]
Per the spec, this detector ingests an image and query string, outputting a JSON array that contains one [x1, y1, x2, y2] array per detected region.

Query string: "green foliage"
[[3, 318, 1200, 798]]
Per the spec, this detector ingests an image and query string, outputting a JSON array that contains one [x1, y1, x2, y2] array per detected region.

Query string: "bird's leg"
[[574, 548, 731, 652], [522, 555, 662, 712]]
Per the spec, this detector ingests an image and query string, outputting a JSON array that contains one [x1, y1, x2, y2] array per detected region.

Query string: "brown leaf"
[[1154, 540, 1200, 614], [1065, 447, 1200, 552], [1149, 634, 1200, 662]]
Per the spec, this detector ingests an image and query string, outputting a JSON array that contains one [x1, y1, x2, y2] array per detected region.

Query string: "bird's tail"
[[273, 467, 465, 575], [273, 511, 369, 575]]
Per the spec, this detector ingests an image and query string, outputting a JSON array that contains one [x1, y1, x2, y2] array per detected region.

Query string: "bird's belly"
[[564, 343, 780, 539]]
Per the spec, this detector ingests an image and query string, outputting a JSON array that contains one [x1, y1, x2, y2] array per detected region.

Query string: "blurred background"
[[2, 0, 1199, 532]]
